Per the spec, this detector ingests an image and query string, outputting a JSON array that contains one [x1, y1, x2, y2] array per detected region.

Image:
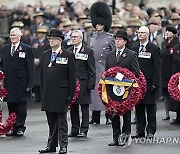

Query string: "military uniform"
[[90, 32, 116, 112]]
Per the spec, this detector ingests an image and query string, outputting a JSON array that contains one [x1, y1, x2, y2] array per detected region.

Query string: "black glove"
[[67, 96, 72, 103], [151, 85, 158, 92]]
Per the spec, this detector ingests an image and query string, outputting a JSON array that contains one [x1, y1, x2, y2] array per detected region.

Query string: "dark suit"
[[32, 38, 50, 102], [131, 42, 161, 135], [1, 42, 34, 133], [40, 47, 76, 148], [105, 47, 140, 142], [68, 45, 96, 135]]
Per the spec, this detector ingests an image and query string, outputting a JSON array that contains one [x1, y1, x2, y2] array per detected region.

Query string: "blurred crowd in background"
[[0, 0, 179, 49]]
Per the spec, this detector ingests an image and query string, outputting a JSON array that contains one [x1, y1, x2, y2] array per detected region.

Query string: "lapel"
[[109, 50, 116, 65], [7, 44, 11, 57], [116, 48, 127, 64], [79, 45, 85, 53], [145, 42, 151, 52]]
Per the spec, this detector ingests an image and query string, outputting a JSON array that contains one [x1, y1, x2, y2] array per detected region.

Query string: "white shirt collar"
[[11, 42, 20, 51], [52, 46, 61, 54], [74, 43, 82, 53], [116, 46, 125, 56], [140, 41, 148, 48]]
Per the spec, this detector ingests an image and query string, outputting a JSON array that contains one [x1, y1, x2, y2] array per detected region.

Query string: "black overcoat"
[[68, 45, 96, 104], [131, 42, 161, 104], [40, 47, 76, 113], [1, 42, 34, 102]]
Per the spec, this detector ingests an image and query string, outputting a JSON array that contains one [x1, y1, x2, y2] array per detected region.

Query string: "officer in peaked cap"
[[111, 20, 127, 34], [61, 19, 73, 49], [170, 13, 180, 37], [89, 1, 116, 125], [30, 11, 49, 36], [11, 21, 24, 28]]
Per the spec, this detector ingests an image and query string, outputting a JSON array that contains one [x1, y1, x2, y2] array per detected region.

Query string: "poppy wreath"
[[98, 66, 143, 116], [137, 71, 147, 102], [0, 71, 16, 136], [68, 79, 81, 109], [168, 72, 180, 101]]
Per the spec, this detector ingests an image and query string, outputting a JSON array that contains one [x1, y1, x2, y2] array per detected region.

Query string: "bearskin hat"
[[90, 1, 112, 32]]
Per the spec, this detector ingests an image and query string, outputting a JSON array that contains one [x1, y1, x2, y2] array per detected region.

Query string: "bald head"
[[137, 26, 149, 43]]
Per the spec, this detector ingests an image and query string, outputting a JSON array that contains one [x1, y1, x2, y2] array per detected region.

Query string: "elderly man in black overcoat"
[[0, 27, 34, 137], [131, 26, 161, 139], [68, 30, 96, 138], [39, 28, 76, 154]]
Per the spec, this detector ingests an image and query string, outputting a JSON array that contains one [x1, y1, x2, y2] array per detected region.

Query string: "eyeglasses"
[[137, 32, 148, 34], [47, 37, 61, 41], [9, 34, 20, 37], [71, 35, 80, 38]]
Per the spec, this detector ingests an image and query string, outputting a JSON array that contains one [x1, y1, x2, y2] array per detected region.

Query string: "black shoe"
[[162, 117, 170, 121], [89, 120, 95, 124], [77, 132, 87, 137], [106, 120, 112, 125], [68, 132, 78, 137], [170, 119, 180, 125], [6, 130, 17, 137], [16, 130, 24, 137], [39, 147, 56, 153], [108, 140, 119, 146], [59, 147, 67, 154], [131, 132, 145, 139], [89, 120, 100, 124], [146, 133, 154, 139]]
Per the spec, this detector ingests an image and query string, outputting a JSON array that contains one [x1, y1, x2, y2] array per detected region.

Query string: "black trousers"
[[135, 103, 157, 134], [70, 104, 89, 134], [7, 102, 27, 132], [112, 111, 131, 141], [32, 85, 41, 102], [46, 112, 68, 149]]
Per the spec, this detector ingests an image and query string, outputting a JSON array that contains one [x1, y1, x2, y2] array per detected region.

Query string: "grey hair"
[[10, 28, 23, 36], [71, 30, 83, 39], [139, 26, 150, 34]]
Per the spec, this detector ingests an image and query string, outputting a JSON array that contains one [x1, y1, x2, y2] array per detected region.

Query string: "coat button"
[[100, 54, 103, 57], [99, 60, 102, 63], [106, 42, 108, 44], [103, 48, 105, 50]]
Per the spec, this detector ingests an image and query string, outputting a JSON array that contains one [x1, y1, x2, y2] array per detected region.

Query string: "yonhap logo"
[[134, 137, 180, 144]]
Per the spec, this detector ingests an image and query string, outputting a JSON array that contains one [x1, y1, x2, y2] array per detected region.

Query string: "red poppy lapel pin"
[[170, 48, 174, 54], [18, 46, 23, 51], [122, 53, 127, 58], [81, 47, 85, 52]]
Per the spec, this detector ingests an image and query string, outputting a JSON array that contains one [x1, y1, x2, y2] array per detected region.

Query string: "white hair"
[[71, 30, 83, 39], [10, 28, 23, 36], [138, 26, 150, 33]]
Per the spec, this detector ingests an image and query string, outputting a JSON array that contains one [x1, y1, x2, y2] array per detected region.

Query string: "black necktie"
[[11, 45, 16, 56], [74, 47, 78, 54], [117, 50, 121, 57], [139, 45, 144, 52]]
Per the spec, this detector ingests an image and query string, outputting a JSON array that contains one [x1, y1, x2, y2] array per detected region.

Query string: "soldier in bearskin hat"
[[89, 1, 116, 125]]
